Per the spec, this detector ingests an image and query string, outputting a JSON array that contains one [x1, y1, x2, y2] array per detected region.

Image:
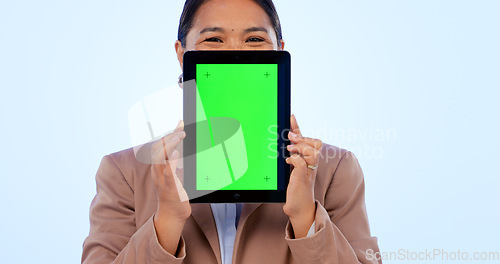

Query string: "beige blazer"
[[81, 143, 382, 264]]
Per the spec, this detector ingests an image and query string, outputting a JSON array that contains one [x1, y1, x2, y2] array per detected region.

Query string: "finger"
[[172, 168, 188, 202], [176, 166, 184, 184], [151, 139, 172, 163], [161, 137, 168, 161], [151, 164, 161, 183], [176, 139, 184, 169], [287, 142, 317, 157], [152, 153, 177, 189], [290, 114, 302, 137], [165, 150, 189, 202], [152, 162, 168, 188], [288, 132, 322, 150], [152, 130, 186, 152], [152, 126, 185, 148], [168, 149, 180, 175], [287, 150, 318, 168], [174, 120, 184, 133], [285, 154, 309, 182], [287, 143, 320, 165], [151, 132, 185, 163]]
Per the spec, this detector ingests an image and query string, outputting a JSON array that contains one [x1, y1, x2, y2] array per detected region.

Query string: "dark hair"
[[177, 0, 283, 48]]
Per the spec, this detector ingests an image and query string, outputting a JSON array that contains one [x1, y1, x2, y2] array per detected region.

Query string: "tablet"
[[182, 50, 291, 203]]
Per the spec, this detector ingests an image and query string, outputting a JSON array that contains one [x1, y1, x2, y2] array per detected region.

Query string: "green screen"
[[196, 64, 278, 190]]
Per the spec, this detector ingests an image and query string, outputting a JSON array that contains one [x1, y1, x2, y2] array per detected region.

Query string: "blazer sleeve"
[[81, 155, 186, 264], [285, 151, 382, 264]]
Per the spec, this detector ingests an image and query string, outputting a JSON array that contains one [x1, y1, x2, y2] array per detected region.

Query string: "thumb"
[[167, 149, 180, 175], [290, 114, 302, 136]]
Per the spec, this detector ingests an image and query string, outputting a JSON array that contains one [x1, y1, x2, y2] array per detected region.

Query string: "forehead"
[[191, 0, 273, 31]]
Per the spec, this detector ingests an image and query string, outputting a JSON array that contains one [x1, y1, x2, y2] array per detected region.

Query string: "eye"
[[246, 37, 265, 42], [203, 37, 223, 43]]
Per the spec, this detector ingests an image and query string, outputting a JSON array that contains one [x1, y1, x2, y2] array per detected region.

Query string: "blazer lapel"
[[237, 203, 262, 228], [190, 204, 221, 264], [232, 203, 262, 259], [190, 203, 263, 264]]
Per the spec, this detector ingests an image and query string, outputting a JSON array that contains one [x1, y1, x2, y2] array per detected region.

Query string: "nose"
[[225, 39, 243, 50]]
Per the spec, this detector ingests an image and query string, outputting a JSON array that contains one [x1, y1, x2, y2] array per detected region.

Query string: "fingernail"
[[289, 132, 297, 138]]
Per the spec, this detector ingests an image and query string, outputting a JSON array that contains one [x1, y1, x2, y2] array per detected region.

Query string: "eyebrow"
[[244, 27, 268, 34], [199, 27, 224, 34], [199, 26, 269, 35]]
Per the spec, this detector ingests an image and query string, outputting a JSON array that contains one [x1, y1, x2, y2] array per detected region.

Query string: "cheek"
[[268, 34, 281, 50], [243, 44, 276, 50], [184, 32, 200, 51], [185, 42, 199, 51], [194, 44, 220, 50]]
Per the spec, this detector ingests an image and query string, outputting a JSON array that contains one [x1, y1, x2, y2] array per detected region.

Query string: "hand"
[[151, 120, 191, 221], [151, 120, 190, 255], [283, 114, 323, 238]]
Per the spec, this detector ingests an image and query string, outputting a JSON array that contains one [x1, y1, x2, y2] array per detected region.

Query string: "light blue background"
[[1, 0, 499, 263]]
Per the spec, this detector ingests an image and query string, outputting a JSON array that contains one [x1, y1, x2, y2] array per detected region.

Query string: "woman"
[[81, 0, 381, 263]]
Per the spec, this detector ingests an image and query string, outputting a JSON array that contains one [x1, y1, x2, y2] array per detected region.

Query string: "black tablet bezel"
[[183, 50, 291, 203]]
